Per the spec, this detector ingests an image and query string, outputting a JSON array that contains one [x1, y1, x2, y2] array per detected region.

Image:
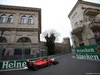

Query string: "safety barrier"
[[75, 44, 100, 60], [0, 56, 48, 69]]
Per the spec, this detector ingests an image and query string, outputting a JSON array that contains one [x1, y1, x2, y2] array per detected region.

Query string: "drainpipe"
[[0, 29, 5, 61]]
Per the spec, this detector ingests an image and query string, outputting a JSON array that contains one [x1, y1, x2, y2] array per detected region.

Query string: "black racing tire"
[[47, 63, 51, 66], [33, 65, 39, 71], [52, 61, 58, 65]]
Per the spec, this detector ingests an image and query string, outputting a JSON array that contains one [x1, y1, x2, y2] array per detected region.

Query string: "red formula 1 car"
[[27, 59, 59, 71]]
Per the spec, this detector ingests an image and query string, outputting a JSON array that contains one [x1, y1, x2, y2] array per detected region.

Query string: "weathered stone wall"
[[40, 37, 71, 54], [68, 0, 100, 48], [0, 5, 41, 59]]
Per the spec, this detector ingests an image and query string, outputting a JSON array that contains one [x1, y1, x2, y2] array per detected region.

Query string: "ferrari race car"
[[27, 59, 59, 71]]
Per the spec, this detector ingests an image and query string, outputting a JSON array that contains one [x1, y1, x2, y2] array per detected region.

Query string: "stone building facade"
[[55, 38, 71, 54], [40, 37, 71, 55], [68, 0, 100, 48], [0, 5, 41, 59]]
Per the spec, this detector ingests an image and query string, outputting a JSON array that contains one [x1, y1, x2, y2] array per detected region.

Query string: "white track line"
[[0, 67, 28, 72]]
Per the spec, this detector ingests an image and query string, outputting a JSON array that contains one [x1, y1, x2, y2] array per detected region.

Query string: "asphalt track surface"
[[0, 53, 100, 75]]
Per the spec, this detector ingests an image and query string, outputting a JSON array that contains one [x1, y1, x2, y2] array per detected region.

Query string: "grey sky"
[[0, 0, 100, 45]]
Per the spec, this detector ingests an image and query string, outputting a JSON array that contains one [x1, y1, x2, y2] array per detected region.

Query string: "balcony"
[[71, 26, 83, 35], [89, 22, 100, 29], [84, 8, 100, 16], [95, 36, 100, 44]]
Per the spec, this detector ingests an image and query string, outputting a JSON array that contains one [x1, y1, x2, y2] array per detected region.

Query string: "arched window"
[[17, 37, 31, 43], [0, 14, 6, 23], [28, 16, 33, 24], [8, 15, 14, 23], [21, 16, 26, 24], [0, 37, 7, 43], [75, 22, 78, 27]]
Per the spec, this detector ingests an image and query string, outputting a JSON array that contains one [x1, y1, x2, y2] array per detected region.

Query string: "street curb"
[[0, 67, 29, 72]]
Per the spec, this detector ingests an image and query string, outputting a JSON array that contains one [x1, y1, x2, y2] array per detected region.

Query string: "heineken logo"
[[76, 45, 100, 53], [96, 46, 100, 53], [1, 60, 36, 69], [2, 61, 26, 69], [75, 44, 100, 60], [76, 48, 94, 53], [76, 54, 99, 60]]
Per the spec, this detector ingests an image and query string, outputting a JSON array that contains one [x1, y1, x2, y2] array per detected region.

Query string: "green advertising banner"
[[75, 54, 100, 60], [75, 44, 100, 53], [0, 56, 48, 69], [75, 44, 100, 60]]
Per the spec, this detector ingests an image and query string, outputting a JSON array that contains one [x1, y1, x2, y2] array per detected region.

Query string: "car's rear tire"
[[52, 61, 58, 65], [47, 63, 51, 66], [33, 65, 39, 71]]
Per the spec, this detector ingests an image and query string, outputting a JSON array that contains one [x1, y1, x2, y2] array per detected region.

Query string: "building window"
[[79, 43, 84, 47], [8, 15, 14, 23], [14, 48, 22, 55], [25, 48, 30, 55], [96, 38, 100, 44], [28, 16, 33, 24], [0, 37, 7, 43], [78, 36, 83, 42], [0, 14, 6, 23], [21, 16, 26, 24], [93, 31, 100, 38], [0, 48, 5, 55], [17, 37, 31, 43], [14, 48, 30, 55], [75, 22, 78, 27], [72, 12, 78, 21]]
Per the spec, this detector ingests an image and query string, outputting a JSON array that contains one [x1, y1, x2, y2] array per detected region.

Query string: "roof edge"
[[68, 0, 100, 18], [0, 4, 41, 11]]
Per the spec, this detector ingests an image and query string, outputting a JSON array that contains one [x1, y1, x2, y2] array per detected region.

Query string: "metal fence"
[[0, 44, 47, 61], [0, 51, 47, 61]]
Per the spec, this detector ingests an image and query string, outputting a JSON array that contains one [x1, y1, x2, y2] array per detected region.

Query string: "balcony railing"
[[89, 22, 100, 29], [0, 43, 39, 48], [71, 26, 83, 35], [84, 8, 100, 16], [0, 43, 41, 60]]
